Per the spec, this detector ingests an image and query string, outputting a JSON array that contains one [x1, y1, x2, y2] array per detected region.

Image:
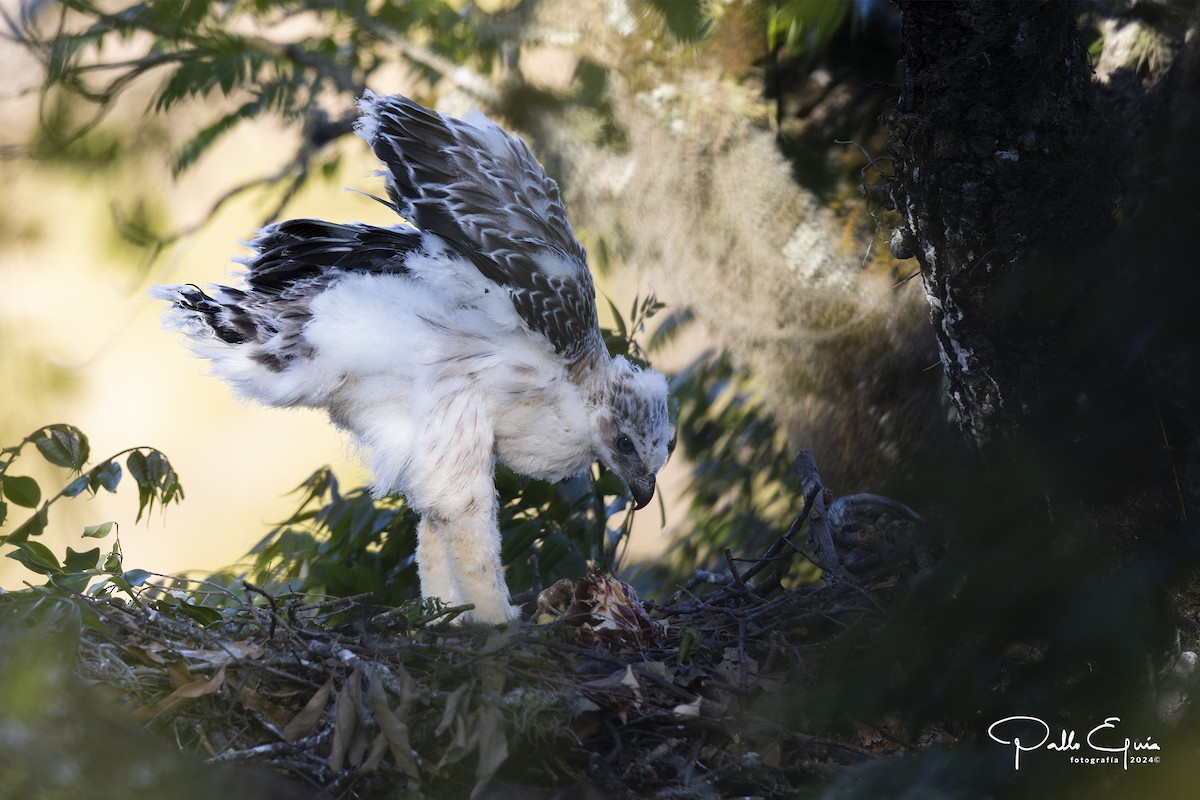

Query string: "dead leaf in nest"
[[132, 663, 227, 723], [235, 681, 292, 734], [566, 695, 605, 741], [165, 658, 193, 688], [472, 706, 509, 800], [178, 642, 266, 666], [672, 696, 703, 718], [366, 665, 420, 778], [762, 738, 782, 768], [436, 684, 471, 737], [581, 665, 640, 701], [282, 676, 332, 742], [389, 663, 421, 720], [855, 713, 907, 754], [855, 722, 883, 748], [576, 665, 643, 726], [855, 714, 907, 754], [127, 643, 174, 665], [125, 644, 191, 687], [716, 647, 760, 686], [633, 661, 671, 681], [330, 664, 371, 771]]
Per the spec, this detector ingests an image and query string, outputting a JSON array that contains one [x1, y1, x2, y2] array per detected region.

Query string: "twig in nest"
[[667, 570, 733, 605], [529, 552, 543, 595], [739, 451, 825, 589], [806, 487, 842, 578], [290, 592, 375, 615], [409, 603, 476, 627], [723, 547, 763, 602], [243, 581, 280, 639]]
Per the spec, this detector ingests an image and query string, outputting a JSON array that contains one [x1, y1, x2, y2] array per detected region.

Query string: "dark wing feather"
[[157, 220, 424, 373], [356, 92, 601, 362], [245, 219, 421, 295]]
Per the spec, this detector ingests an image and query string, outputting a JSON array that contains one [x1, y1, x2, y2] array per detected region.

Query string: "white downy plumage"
[[154, 92, 671, 623]]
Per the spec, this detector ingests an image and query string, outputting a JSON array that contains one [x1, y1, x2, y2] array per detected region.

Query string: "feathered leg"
[[418, 510, 516, 623], [399, 382, 519, 624], [414, 517, 461, 608]]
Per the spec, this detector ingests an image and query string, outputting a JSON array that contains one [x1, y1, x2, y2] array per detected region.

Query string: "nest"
[[58, 452, 930, 799]]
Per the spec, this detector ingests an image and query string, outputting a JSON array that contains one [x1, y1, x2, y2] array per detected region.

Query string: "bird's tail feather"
[[151, 284, 256, 346], [153, 283, 324, 407]]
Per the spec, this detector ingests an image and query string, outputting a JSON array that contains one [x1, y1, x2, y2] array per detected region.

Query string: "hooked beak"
[[630, 474, 656, 510]]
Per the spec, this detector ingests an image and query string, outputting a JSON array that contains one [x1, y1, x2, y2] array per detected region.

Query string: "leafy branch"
[[0, 424, 184, 591]]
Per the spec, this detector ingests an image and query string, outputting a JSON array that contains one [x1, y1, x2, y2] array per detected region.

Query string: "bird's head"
[[592, 356, 672, 510]]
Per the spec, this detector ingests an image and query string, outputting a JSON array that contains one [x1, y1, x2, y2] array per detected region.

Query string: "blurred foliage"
[[3, 0, 735, 249], [2, 4, 1198, 799], [765, 0, 852, 61], [650, 343, 803, 588], [5, 0, 510, 250], [12, 0, 493, 153], [4, 0, 878, 243]]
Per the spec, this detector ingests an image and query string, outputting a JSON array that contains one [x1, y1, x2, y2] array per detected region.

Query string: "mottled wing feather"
[[357, 92, 600, 361]]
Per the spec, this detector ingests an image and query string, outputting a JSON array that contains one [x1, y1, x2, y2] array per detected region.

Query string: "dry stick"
[[723, 547, 763, 602], [424, 603, 476, 626], [666, 570, 733, 605], [511, 554, 545, 606], [808, 492, 841, 576], [243, 581, 280, 639], [291, 592, 374, 614], [741, 450, 825, 587]]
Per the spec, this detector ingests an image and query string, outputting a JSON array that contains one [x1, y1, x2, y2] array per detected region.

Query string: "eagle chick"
[[154, 92, 671, 624]]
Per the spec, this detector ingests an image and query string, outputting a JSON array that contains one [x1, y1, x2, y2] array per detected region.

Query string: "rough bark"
[[886, 1, 1116, 447]]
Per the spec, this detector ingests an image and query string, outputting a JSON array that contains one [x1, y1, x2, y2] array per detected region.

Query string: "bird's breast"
[[491, 385, 594, 482]]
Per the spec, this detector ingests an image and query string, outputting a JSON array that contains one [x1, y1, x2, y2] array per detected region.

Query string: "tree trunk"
[[887, 1, 1116, 447]]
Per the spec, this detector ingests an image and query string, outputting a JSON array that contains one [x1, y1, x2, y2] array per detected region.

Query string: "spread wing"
[[355, 91, 600, 362]]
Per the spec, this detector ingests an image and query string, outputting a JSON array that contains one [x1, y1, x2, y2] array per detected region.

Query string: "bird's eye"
[[616, 435, 635, 454]]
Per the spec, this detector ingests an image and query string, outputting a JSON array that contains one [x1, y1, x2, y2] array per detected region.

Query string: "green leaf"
[[120, 569, 152, 587], [32, 425, 90, 470], [126, 449, 148, 484], [50, 569, 95, 595], [6, 541, 62, 574], [91, 461, 122, 493], [176, 603, 223, 626], [0, 500, 6, 527], [62, 475, 90, 498], [126, 449, 184, 521], [64, 546, 102, 572], [104, 574, 136, 597], [3, 475, 42, 508], [83, 521, 115, 539], [605, 295, 629, 344], [594, 471, 627, 497]]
